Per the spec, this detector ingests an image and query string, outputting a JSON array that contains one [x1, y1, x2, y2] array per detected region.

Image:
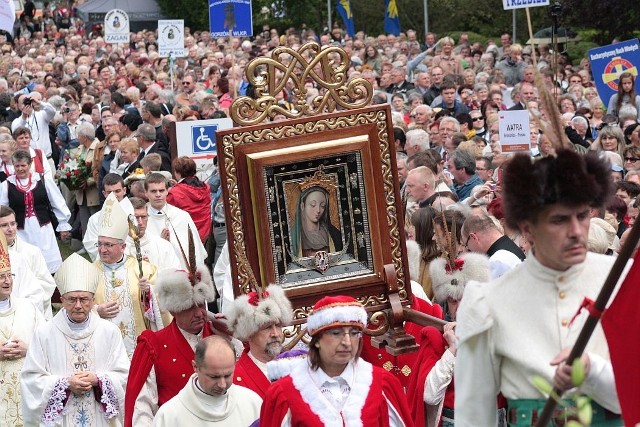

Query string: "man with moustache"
[[226, 285, 293, 399], [455, 150, 622, 425], [125, 263, 219, 427]]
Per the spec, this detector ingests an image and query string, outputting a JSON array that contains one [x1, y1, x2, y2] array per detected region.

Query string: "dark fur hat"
[[503, 150, 611, 230]]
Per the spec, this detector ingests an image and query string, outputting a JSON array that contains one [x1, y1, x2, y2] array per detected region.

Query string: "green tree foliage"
[[560, 0, 639, 45], [155, 0, 210, 31], [154, 0, 634, 50]]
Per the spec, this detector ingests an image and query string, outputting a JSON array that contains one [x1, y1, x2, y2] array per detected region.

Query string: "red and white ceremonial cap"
[[307, 295, 368, 336]]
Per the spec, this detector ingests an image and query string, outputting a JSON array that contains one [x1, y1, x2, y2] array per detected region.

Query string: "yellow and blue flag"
[[384, 0, 401, 36], [336, 0, 355, 37]]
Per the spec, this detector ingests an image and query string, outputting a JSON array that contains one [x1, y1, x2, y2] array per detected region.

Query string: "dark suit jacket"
[[508, 102, 526, 111], [139, 143, 172, 172]]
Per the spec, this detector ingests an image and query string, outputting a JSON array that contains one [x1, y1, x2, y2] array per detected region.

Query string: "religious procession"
[[0, 0, 638, 426]]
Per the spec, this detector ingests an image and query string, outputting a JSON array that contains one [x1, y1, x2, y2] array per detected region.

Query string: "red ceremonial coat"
[[361, 295, 444, 389], [233, 350, 271, 399], [124, 319, 214, 427], [406, 326, 508, 427], [406, 326, 451, 427], [260, 359, 414, 427]]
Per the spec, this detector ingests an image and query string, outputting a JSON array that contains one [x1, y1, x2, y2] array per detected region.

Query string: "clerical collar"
[[65, 311, 90, 331], [148, 205, 167, 216], [0, 298, 11, 312], [103, 256, 126, 271], [195, 377, 227, 397]]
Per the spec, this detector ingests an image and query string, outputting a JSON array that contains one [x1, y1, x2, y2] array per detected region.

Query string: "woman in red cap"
[[260, 295, 414, 426]]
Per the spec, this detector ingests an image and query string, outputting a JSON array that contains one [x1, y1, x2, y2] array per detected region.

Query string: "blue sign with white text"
[[209, 0, 253, 38], [192, 124, 218, 154], [588, 39, 640, 110]]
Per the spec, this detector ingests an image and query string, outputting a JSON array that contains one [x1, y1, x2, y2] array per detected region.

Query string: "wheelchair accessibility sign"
[[192, 124, 218, 153], [175, 118, 233, 166]]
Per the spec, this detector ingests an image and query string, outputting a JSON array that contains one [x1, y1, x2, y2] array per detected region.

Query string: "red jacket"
[[233, 350, 271, 399], [361, 295, 444, 389], [124, 320, 214, 427], [166, 178, 211, 242], [261, 360, 414, 427]]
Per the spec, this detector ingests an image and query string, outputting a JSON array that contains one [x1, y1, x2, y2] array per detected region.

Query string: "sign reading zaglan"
[[104, 9, 130, 44], [502, 0, 549, 10], [158, 19, 185, 58]]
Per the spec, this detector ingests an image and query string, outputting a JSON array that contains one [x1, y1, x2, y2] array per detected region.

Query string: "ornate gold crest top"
[[299, 167, 336, 193], [230, 42, 373, 126]]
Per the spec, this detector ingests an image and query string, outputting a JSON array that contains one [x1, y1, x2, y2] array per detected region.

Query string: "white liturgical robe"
[[153, 374, 262, 427], [146, 203, 207, 268], [0, 296, 44, 426], [20, 310, 130, 426]]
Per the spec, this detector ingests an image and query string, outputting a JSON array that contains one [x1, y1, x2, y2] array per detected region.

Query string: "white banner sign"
[[0, 0, 16, 34], [502, 0, 549, 10], [175, 118, 234, 166], [158, 19, 185, 58], [104, 9, 130, 44], [498, 110, 531, 153]]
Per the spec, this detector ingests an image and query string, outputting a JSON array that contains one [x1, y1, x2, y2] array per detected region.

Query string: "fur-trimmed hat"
[[226, 285, 293, 342], [431, 252, 491, 302], [307, 295, 368, 336], [503, 150, 611, 230], [155, 266, 216, 313]]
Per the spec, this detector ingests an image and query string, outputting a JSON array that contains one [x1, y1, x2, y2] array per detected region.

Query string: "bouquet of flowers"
[[56, 152, 91, 191]]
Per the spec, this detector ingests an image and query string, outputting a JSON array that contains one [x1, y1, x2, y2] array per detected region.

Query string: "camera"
[[63, 107, 70, 113], [23, 97, 32, 106]]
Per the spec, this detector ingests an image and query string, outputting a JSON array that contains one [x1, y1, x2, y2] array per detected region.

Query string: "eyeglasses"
[[624, 157, 640, 162], [0, 272, 14, 281], [63, 296, 93, 305], [472, 117, 484, 122], [325, 328, 363, 340], [463, 233, 474, 249], [182, 81, 191, 85], [475, 167, 487, 171], [95, 242, 120, 249]]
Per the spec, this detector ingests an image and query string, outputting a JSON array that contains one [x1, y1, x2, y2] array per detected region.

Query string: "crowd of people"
[[0, 4, 635, 426]]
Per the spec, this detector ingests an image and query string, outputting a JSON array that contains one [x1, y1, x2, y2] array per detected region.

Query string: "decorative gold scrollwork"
[[230, 42, 373, 126]]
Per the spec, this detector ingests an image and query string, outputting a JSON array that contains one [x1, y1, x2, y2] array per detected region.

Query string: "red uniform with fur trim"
[[233, 350, 271, 399], [124, 320, 214, 427], [260, 359, 414, 427]]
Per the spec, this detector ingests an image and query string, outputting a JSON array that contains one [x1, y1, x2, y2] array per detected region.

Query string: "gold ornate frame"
[[216, 42, 420, 353]]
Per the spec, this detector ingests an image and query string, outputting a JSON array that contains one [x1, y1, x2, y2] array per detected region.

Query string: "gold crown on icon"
[[299, 168, 336, 193]]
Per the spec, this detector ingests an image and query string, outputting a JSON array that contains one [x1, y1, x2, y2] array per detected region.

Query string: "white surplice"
[[153, 374, 262, 427], [9, 235, 56, 319], [0, 296, 44, 426], [20, 310, 130, 426], [145, 203, 207, 268], [9, 250, 45, 314]]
